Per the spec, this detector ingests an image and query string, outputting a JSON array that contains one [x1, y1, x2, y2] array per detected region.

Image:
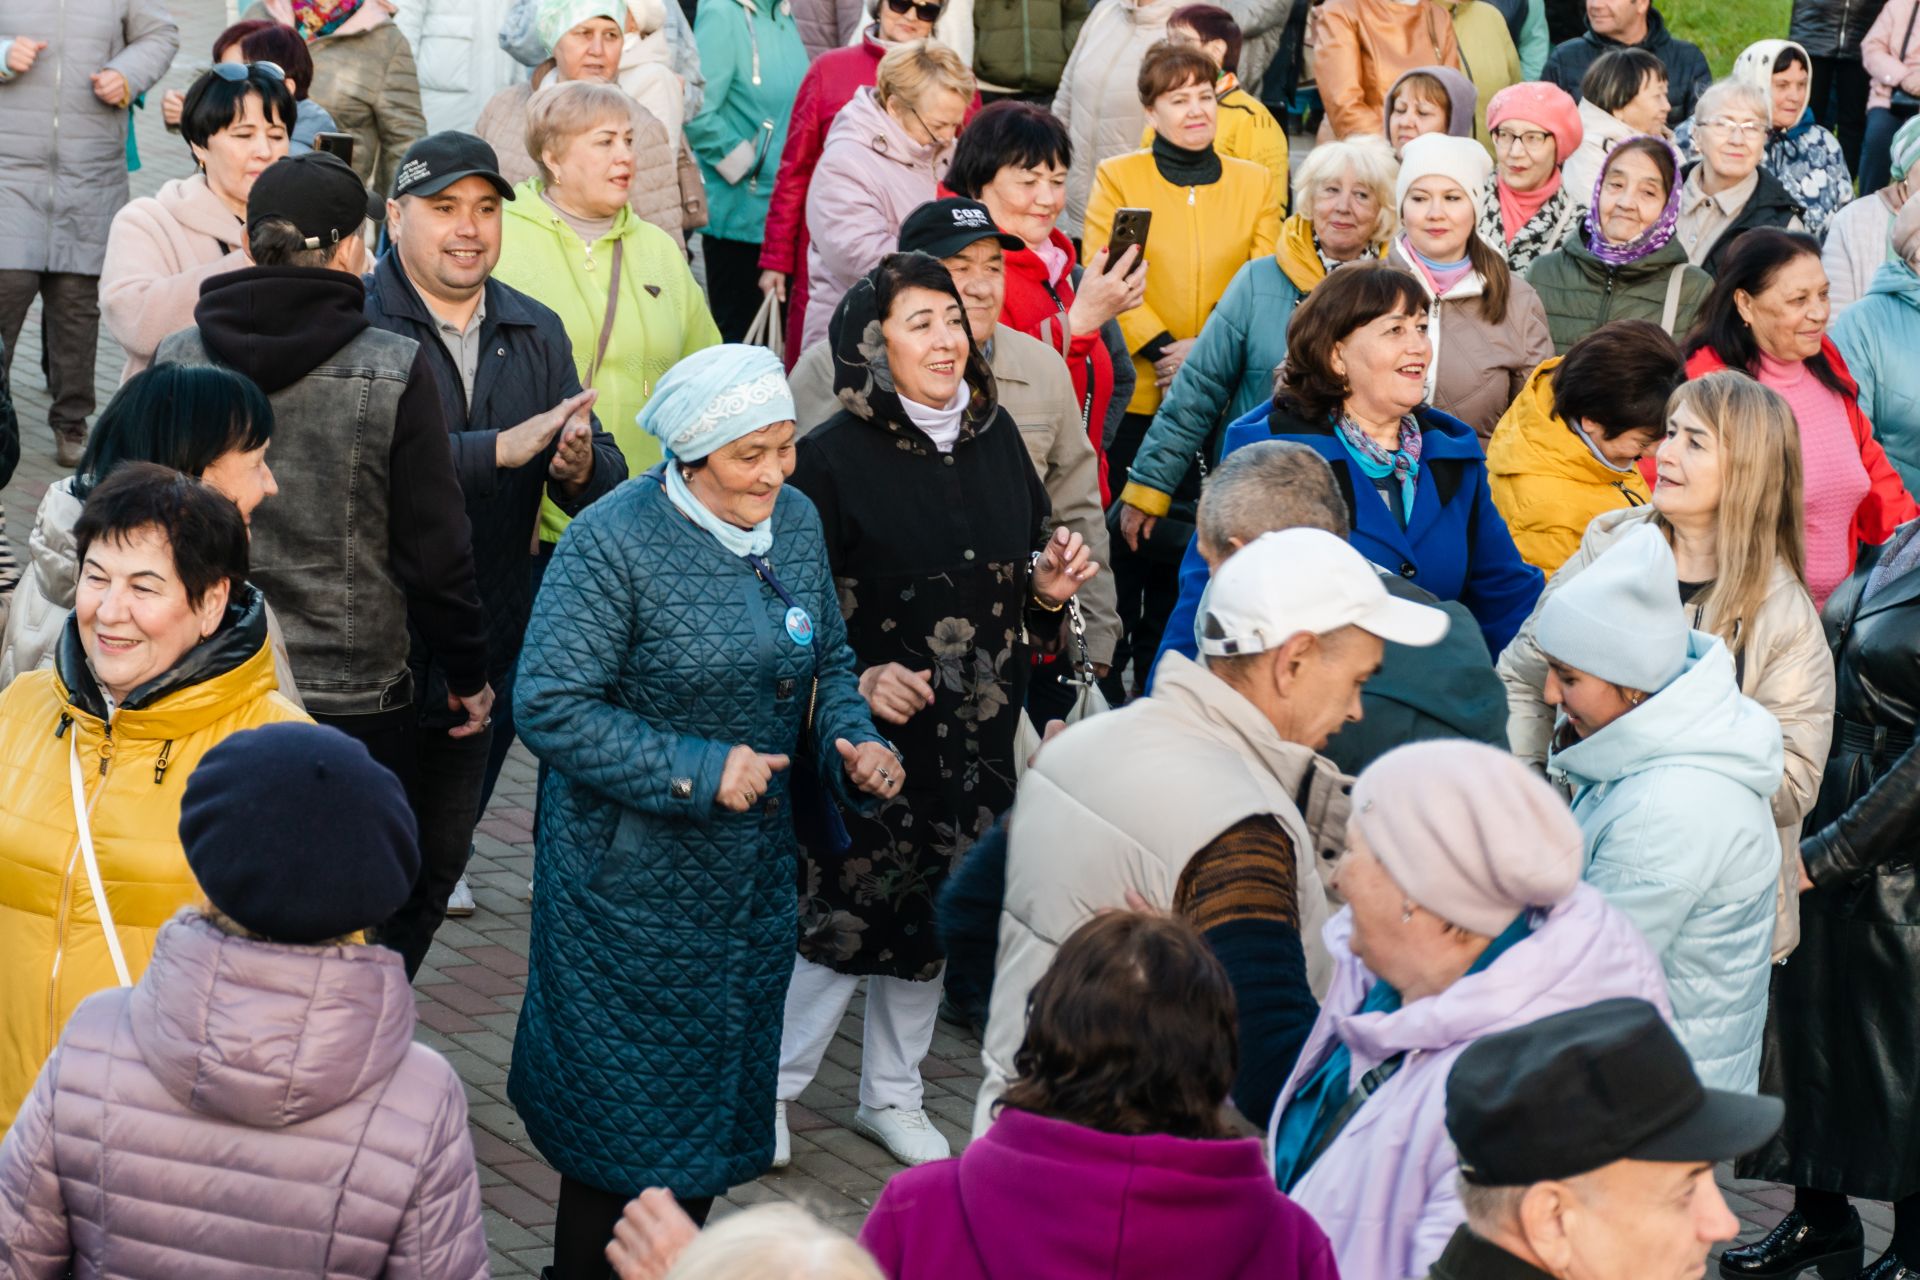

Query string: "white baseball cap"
[[1197, 528, 1451, 657]]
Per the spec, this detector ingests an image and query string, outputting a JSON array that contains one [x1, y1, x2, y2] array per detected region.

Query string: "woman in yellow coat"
[[1486, 320, 1684, 573], [1140, 6, 1290, 208], [1084, 39, 1281, 695], [0, 466, 307, 1130]]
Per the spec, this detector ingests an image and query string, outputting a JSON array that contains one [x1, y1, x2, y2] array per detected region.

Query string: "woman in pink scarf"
[[1476, 81, 1584, 275]]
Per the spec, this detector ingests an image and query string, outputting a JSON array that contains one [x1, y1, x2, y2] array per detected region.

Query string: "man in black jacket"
[[1544, 0, 1712, 126], [367, 133, 626, 947]]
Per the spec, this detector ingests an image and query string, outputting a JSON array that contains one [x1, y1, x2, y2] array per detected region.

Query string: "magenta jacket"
[[859, 1107, 1340, 1279], [0, 912, 488, 1278]]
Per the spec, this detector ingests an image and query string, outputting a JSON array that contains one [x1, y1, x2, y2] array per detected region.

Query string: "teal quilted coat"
[[507, 468, 884, 1196]]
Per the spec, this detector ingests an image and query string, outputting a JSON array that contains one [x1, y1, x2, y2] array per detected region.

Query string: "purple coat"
[[1265, 884, 1672, 1280], [0, 912, 488, 1278], [859, 1107, 1340, 1279]]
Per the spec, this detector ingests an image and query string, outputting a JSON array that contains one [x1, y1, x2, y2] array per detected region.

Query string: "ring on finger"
[[743, 790, 757, 807]]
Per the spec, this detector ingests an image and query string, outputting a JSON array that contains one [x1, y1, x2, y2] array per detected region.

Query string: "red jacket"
[[1683, 340, 1919, 573], [1001, 229, 1115, 502], [759, 28, 980, 362]]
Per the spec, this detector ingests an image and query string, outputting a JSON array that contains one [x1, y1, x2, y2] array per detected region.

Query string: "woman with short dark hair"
[[859, 913, 1340, 1280], [1564, 48, 1672, 199], [160, 19, 336, 154]]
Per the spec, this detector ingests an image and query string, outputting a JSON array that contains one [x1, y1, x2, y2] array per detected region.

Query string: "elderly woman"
[[1564, 48, 1673, 201], [1384, 65, 1478, 155], [1676, 79, 1806, 276], [1388, 133, 1553, 440], [1825, 114, 1920, 310], [474, 1, 690, 246], [0, 724, 488, 1274], [1487, 319, 1684, 572], [508, 345, 902, 1273], [496, 81, 721, 487], [945, 101, 1147, 502], [1312, 0, 1463, 142], [1266, 740, 1671, 1278], [1501, 372, 1836, 962], [1686, 229, 1919, 607], [1526, 135, 1714, 353], [777, 254, 1097, 1170], [100, 63, 293, 384], [801, 41, 977, 348], [1167, 263, 1543, 658], [0, 464, 309, 1128], [1678, 41, 1851, 241], [863, 914, 1340, 1280], [161, 20, 340, 154], [1834, 198, 1920, 493], [1477, 82, 1584, 274], [1117, 135, 1397, 536], [1050, 0, 1182, 238], [1537, 525, 1784, 1090]]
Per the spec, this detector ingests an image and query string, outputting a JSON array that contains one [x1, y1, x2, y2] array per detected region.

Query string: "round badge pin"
[[785, 605, 815, 646]]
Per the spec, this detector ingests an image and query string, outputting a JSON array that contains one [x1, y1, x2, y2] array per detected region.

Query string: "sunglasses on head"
[[209, 60, 286, 83], [884, 0, 944, 22]]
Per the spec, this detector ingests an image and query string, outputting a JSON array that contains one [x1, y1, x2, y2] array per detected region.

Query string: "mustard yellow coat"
[[1486, 357, 1652, 573], [0, 595, 307, 1131], [1084, 149, 1283, 415]]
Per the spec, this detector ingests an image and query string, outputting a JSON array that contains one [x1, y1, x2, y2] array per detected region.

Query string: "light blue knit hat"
[[1535, 524, 1689, 693]]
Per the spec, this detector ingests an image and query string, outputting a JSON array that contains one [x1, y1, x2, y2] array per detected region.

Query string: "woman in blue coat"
[[1156, 262, 1542, 675], [508, 345, 902, 1278]]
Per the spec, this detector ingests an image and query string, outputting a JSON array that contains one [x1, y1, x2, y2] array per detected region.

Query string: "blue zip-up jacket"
[[685, 0, 809, 243]]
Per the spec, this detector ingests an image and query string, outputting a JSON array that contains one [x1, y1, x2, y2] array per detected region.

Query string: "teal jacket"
[[1551, 632, 1782, 1094], [1830, 258, 1920, 497], [685, 0, 808, 243]]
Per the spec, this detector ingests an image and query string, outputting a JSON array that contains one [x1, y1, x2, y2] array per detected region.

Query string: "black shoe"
[[1720, 1208, 1865, 1279], [1857, 1254, 1920, 1279]]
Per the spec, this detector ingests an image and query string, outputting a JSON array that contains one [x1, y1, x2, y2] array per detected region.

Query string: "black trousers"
[[1099, 411, 1197, 702], [1811, 53, 1873, 176], [552, 1175, 713, 1279], [0, 269, 99, 443], [700, 233, 765, 343]]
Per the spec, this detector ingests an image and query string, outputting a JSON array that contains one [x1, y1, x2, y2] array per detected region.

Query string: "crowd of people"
[[2, 0, 1920, 1276]]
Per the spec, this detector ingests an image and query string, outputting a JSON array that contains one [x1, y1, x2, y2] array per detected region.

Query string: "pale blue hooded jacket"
[[1550, 632, 1783, 1093], [1831, 257, 1920, 496]]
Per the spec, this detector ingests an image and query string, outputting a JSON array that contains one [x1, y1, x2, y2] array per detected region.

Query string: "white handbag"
[[68, 735, 133, 988], [743, 288, 785, 361], [1014, 594, 1111, 776]]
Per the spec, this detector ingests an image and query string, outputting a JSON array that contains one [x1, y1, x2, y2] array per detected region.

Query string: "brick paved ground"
[[0, 1, 1897, 1272]]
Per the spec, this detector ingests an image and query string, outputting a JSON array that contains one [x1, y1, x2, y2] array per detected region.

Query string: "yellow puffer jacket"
[[1084, 149, 1282, 416], [1486, 358, 1651, 573], [0, 588, 307, 1131], [1139, 78, 1289, 213]]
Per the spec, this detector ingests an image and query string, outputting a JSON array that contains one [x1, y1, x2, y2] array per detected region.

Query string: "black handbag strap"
[[1903, 3, 1918, 60], [1295, 1052, 1408, 1183]]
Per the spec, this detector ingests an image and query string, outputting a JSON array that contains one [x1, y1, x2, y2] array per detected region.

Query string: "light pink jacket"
[[99, 173, 250, 382], [801, 86, 956, 348], [1863, 0, 1920, 113], [0, 912, 489, 1279]]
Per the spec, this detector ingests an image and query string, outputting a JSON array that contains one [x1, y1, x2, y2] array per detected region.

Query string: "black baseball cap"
[[1446, 998, 1783, 1186], [898, 197, 1023, 260], [391, 131, 517, 201], [246, 151, 387, 246]]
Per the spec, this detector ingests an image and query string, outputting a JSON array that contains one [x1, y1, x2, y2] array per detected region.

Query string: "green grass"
[[1658, 0, 1793, 76]]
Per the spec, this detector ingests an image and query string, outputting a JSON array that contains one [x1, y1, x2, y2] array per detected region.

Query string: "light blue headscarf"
[[638, 343, 797, 556], [537, 0, 626, 50]]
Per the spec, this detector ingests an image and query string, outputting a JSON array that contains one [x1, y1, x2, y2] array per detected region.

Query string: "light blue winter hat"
[[1535, 524, 1689, 694], [538, 0, 626, 49]]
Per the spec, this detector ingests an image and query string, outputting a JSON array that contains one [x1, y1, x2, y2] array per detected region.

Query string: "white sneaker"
[[445, 876, 476, 917], [850, 1104, 950, 1166], [773, 1101, 791, 1168]]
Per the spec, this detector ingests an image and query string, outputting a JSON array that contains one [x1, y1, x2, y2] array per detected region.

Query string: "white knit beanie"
[[1535, 524, 1689, 694], [1395, 132, 1495, 225]]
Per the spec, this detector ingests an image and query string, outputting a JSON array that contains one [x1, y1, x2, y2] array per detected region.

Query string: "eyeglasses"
[[905, 102, 960, 144], [208, 60, 286, 83], [1491, 127, 1553, 152], [885, 0, 945, 22], [1699, 118, 1765, 140]]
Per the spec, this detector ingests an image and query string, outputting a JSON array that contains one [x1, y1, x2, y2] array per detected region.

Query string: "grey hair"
[[1196, 440, 1351, 557], [1693, 79, 1770, 130], [1457, 1176, 1531, 1233], [1292, 134, 1401, 248], [664, 1204, 884, 1280]]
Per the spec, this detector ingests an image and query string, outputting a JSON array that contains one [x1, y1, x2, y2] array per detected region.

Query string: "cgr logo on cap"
[[394, 158, 433, 192], [953, 206, 992, 228]]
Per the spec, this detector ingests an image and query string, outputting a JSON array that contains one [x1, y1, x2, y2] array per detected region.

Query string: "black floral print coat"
[[790, 262, 1055, 980]]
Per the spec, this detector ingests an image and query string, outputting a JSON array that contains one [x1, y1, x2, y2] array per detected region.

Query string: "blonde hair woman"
[[1499, 371, 1836, 959]]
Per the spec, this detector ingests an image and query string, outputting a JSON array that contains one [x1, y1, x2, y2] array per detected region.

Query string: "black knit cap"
[[180, 723, 419, 944]]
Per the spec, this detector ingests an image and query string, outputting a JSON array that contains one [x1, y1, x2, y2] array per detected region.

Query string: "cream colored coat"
[[976, 652, 1346, 1134], [1497, 506, 1835, 958]]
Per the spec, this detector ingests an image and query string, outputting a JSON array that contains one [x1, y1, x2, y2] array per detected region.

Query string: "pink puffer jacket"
[[0, 912, 488, 1278]]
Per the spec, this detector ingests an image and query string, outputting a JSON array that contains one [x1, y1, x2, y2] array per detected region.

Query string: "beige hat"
[[1351, 740, 1582, 937]]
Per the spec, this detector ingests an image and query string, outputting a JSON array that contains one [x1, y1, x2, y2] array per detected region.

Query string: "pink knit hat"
[[1487, 82, 1583, 164], [1351, 741, 1583, 937]]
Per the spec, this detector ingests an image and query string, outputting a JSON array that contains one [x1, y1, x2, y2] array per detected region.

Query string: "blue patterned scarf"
[[1334, 412, 1424, 516]]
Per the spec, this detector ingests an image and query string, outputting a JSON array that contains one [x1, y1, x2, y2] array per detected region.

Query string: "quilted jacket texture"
[[0, 912, 488, 1278], [508, 470, 885, 1196]]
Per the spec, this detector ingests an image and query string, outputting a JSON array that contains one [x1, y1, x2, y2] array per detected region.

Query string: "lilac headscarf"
[[1583, 135, 1686, 266]]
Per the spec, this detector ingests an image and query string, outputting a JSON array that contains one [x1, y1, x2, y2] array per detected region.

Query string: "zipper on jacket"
[[153, 739, 174, 785], [1187, 184, 1196, 207], [1614, 480, 1646, 506], [1601, 267, 1616, 323]]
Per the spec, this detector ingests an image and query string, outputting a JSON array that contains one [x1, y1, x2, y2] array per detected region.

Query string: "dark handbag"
[[1893, 5, 1920, 113]]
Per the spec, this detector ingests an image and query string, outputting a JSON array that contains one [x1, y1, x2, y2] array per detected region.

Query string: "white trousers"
[[777, 953, 944, 1111]]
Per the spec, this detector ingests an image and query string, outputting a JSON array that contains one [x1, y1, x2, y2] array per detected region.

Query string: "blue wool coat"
[[508, 470, 884, 1196], [1158, 400, 1543, 663]]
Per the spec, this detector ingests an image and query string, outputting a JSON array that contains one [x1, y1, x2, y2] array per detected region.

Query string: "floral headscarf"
[[290, 0, 367, 41], [829, 255, 999, 445], [1584, 134, 1685, 267]]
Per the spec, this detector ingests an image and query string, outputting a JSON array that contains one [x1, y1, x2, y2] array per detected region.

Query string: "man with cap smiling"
[[786, 196, 1121, 692], [154, 151, 494, 980], [366, 131, 626, 934], [1432, 997, 1783, 1280]]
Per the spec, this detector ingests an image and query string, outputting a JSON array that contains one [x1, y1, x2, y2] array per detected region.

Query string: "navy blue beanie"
[[179, 723, 420, 944]]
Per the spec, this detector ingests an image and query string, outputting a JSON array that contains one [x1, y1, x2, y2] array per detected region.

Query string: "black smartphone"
[[314, 131, 354, 166], [1105, 208, 1151, 272]]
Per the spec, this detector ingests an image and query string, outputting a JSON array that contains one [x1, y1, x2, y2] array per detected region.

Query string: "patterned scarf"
[[1335, 412, 1424, 515], [1584, 135, 1685, 267], [292, 0, 366, 40]]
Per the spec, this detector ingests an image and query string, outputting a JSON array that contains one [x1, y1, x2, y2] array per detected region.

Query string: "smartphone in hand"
[[1105, 208, 1152, 272]]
